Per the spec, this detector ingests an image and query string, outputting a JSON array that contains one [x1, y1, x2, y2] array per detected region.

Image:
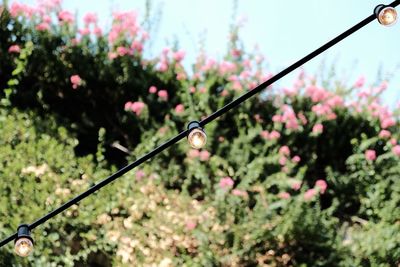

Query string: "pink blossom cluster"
[[124, 101, 146, 116], [260, 130, 280, 141], [219, 177, 234, 189], [187, 150, 210, 161], [304, 179, 328, 201], [8, 45, 21, 53], [70, 75, 82, 89]]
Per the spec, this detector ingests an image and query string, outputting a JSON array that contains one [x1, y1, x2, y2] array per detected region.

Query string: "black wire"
[[1, 0, 400, 248]]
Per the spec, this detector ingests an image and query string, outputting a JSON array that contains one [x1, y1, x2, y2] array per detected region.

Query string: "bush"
[[0, 1, 399, 266]]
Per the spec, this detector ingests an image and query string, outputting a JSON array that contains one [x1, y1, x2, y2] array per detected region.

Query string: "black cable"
[[1, 0, 399, 248]]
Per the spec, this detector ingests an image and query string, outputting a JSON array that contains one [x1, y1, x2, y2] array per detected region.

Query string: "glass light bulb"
[[188, 128, 207, 149], [378, 7, 398, 26], [15, 237, 33, 257]]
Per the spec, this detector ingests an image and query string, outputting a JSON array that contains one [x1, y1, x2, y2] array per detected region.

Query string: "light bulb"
[[375, 5, 398, 26], [187, 121, 207, 149], [14, 224, 34, 257], [14, 237, 33, 257]]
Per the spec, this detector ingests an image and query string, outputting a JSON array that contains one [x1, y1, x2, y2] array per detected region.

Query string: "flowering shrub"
[[1, 0, 400, 266]]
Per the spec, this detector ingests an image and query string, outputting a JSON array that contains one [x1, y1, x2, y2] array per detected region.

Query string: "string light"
[[1, 0, 400, 253], [187, 121, 207, 149], [375, 4, 398, 26], [14, 225, 34, 257]]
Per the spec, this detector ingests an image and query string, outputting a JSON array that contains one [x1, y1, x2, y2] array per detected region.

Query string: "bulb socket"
[[15, 224, 33, 243]]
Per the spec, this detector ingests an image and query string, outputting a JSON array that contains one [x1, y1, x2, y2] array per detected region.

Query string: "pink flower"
[[381, 117, 395, 129], [269, 130, 281, 140], [176, 72, 186, 80], [291, 181, 302, 191], [298, 113, 308, 125], [131, 41, 143, 53], [392, 145, 400, 156], [278, 192, 290, 199], [8, 45, 21, 53], [272, 114, 282, 123], [365, 150, 376, 161], [279, 146, 290, 156], [304, 189, 317, 201], [124, 101, 132, 110], [315, 180, 327, 194], [379, 130, 391, 139], [390, 138, 397, 146], [260, 130, 269, 139], [185, 220, 197, 230], [149, 86, 157, 94], [70, 75, 82, 89], [173, 50, 186, 62], [199, 150, 210, 161], [312, 123, 324, 134], [292, 155, 301, 163], [279, 156, 287, 166], [79, 28, 91, 36], [83, 12, 97, 25], [232, 189, 248, 197], [188, 149, 200, 159], [135, 170, 145, 181], [353, 76, 365, 88], [130, 101, 146, 116], [93, 27, 102, 37], [175, 104, 184, 114], [219, 177, 234, 189], [58, 10, 74, 24], [36, 22, 50, 31], [158, 90, 168, 101]]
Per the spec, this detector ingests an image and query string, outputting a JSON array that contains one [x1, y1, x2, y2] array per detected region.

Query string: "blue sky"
[[16, 0, 400, 106]]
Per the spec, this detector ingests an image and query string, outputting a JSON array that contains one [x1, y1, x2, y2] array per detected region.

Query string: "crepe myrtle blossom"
[[315, 180, 327, 194], [174, 104, 184, 114], [392, 145, 400, 157], [353, 75, 365, 88], [149, 86, 157, 94], [199, 150, 210, 161], [158, 90, 168, 101], [8, 45, 21, 53], [232, 189, 248, 197], [292, 155, 301, 163], [379, 130, 391, 139], [219, 177, 234, 189], [312, 123, 324, 134], [70, 75, 82, 89], [304, 189, 317, 201], [365, 149, 376, 161], [278, 192, 290, 199], [291, 181, 302, 191]]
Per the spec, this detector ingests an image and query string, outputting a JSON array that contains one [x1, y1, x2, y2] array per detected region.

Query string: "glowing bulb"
[[375, 5, 398, 26], [187, 121, 207, 149], [15, 237, 33, 257], [14, 224, 34, 257]]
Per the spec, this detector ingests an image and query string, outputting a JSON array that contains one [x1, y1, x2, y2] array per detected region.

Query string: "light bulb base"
[[187, 121, 202, 131], [374, 4, 386, 18], [15, 224, 33, 244]]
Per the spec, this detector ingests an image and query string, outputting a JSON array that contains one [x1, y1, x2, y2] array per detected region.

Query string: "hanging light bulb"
[[375, 4, 398, 26], [14, 224, 34, 257], [187, 121, 207, 149]]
